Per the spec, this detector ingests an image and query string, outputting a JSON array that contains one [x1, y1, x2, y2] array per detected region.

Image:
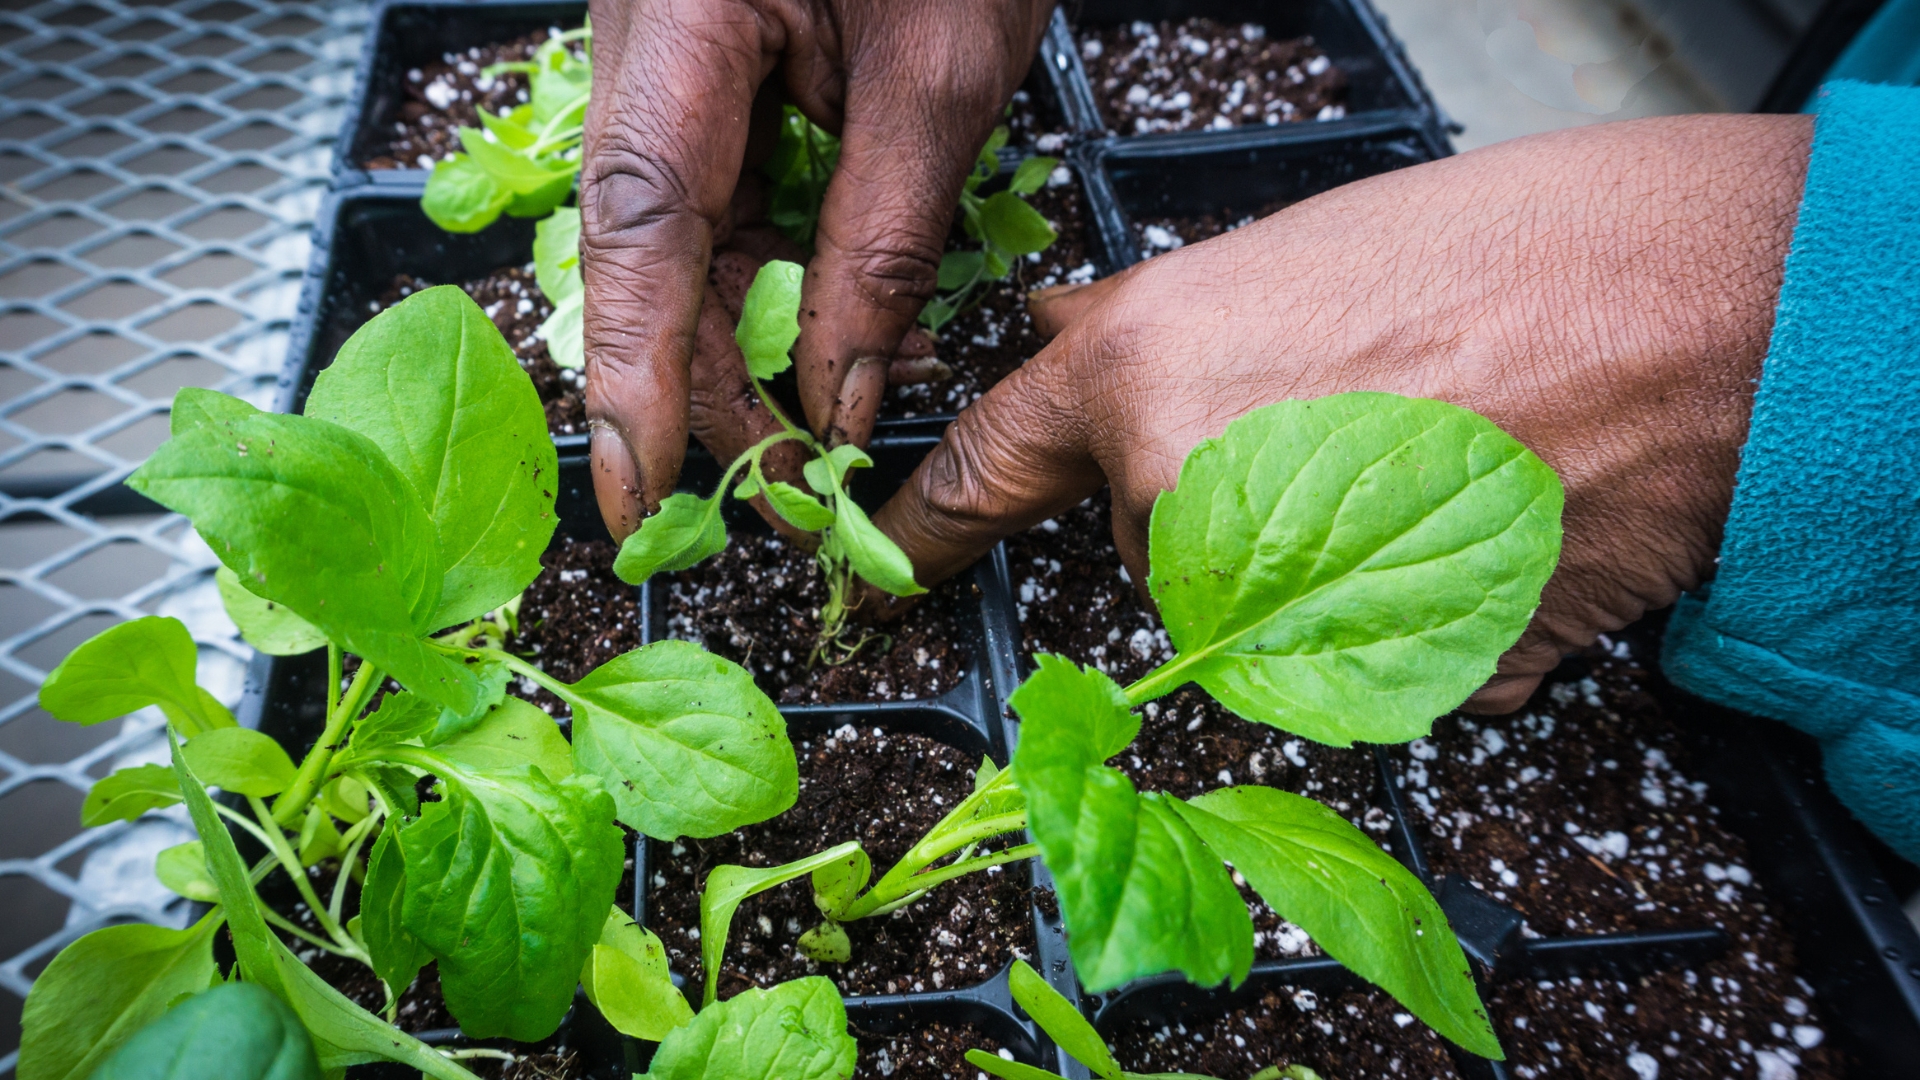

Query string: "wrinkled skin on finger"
[[875, 114, 1816, 712], [580, 0, 1054, 539]]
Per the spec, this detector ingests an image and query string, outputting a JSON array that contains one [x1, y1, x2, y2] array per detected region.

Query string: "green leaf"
[[425, 695, 571, 780], [1174, 787, 1501, 1058], [937, 250, 985, 290], [88, 981, 321, 1080], [421, 154, 511, 233], [16, 916, 219, 1080], [1011, 657, 1251, 992], [505, 170, 574, 218], [168, 734, 473, 1078], [528, 42, 591, 125], [699, 844, 861, 1005], [829, 495, 925, 596], [398, 766, 624, 1040], [983, 248, 1011, 280], [795, 920, 850, 962], [762, 106, 840, 248], [323, 775, 371, 823], [918, 296, 957, 333], [155, 841, 220, 903], [1010, 654, 1139, 760], [357, 762, 421, 820], [217, 567, 326, 656], [533, 207, 582, 303], [581, 908, 693, 1041], [1142, 393, 1564, 745], [306, 284, 558, 631], [129, 397, 490, 717], [361, 818, 428, 999], [979, 191, 1057, 257], [40, 616, 234, 735], [1007, 959, 1120, 1078], [568, 640, 796, 839], [735, 260, 804, 380], [423, 657, 510, 743], [81, 764, 182, 826], [612, 492, 726, 584], [180, 727, 297, 797], [1008, 156, 1058, 196], [477, 106, 536, 148], [810, 845, 870, 917], [643, 977, 855, 1080], [458, 128, 577, 193], [171, 387, 258, 435], [296, 803, 344, 864], [346, 691, 440, 756], [762, 480, 835, 531], [540, 288, 584, 370], [964, 1050, 1064, 1080]]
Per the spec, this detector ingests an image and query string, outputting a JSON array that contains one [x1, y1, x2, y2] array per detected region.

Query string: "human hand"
[[875, 114, 1814, 712], [580, 0, 1055, 538]]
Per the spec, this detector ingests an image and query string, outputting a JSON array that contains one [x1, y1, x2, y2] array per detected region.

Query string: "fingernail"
[[887, 356, 953, 386], [829, 356, 888, 446], [589, 420, 644, 540]]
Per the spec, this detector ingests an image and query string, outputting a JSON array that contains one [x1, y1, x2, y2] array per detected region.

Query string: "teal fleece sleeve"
[[1663, 81, 1920, 863]]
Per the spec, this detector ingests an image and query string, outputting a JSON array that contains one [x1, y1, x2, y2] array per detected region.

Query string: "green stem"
[[747, 374, 814, 444], [837, 767, 1029, 920], [1122, 651, 1200, 706], [247, 796, 365, 963], [329, 812, 383, 928], [442, 1049, 518, 1063], [261, 905, 353, 957], [213, 801, 279, 850], [326, 643, 342, 724], [865, 844, 1038, 914], [273, 660, 381, 826]]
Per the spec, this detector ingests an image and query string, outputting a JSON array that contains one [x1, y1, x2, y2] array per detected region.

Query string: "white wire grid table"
[[0, 0, 365, 1068]]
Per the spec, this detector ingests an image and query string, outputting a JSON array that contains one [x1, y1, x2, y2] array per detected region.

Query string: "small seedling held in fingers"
[[612, 259, 927, 664]]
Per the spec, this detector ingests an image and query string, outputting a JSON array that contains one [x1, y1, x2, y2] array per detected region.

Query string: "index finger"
[[579, 0, 771, 537]]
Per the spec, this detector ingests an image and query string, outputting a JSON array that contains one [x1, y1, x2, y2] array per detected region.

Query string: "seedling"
[[764, 104, 841, 249], [16, 287, 852, 1080], [612, 259, 927, 663], [967, 959, 1321, 1080], [919, 125, 1060, 334], [693, 393, 1563, 1060]]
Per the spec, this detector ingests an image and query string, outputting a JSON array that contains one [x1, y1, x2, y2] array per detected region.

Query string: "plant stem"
[[261, 905, 354, 956], [247, 795, 367, 963], [1121, 651, 1201, 707], [837, 767, 1030, 920], [442, 1049, 518, 1063], [329, 811, 382, 928], [273, 659, 382, 826], [326, 642, 342, 724]]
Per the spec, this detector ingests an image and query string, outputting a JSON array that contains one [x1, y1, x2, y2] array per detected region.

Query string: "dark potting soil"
[[661, 532, 974, 705], [1078, 19, 1346, 135], [855, 1020, 1005, 1080], [1005, 491, 1376, 962], [374, 271, 585, 437], [1391, 645, 1841, 1079], [1134, 201, 1289, 259], [646, 724, 1036, 1003], [1005, 86, 1072, 154], [890, 173, 1096, 419], [1111, 985, 1459, 1079], [504, 538, 641, 717], [364, 31, 561, 170]]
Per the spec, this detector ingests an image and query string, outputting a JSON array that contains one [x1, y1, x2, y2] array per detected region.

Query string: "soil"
[[645, 724, 1037, 1003], [889, 174, 1096, 420], [661, 532, 974, 705], [373, 271, 585, 438], [503, 537, 641, 716], [1005, 85, 1072, 153], [856, 1021, 1006, 1080], [364, 31, 568, 170], [1391, 636, 1842, 1080], [1134, 201, 1288, 258], [1078, 19, 1346, 135], [1110, 984, 1459, 1079]]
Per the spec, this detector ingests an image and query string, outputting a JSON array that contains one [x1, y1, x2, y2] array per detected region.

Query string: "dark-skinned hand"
[[580, 0, 1056, 539], [873, 115, 1815, 713]]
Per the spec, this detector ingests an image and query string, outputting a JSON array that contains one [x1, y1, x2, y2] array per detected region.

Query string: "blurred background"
[[0, 0, 1844, 1070]]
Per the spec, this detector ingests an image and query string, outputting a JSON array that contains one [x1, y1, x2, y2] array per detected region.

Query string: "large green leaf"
[[80, 763, 182, 826], [735, 260, 803, 380], [167, 734, 476, 1079], [39, 616, 233, 735], [1174, 787, 1501, 1058], [568, 640, 796, 839], [180, 727, 297, 797], [643, 977, 855, 1080], [361, 819, 428, 999], [217, 567, 326, 656], [1011, 657, 1251, 992], [16, 916, 219, 1080], [397, 766, 623, 1040], [698, 843, 862, 1006], [1142, 393, 1564, 745], [130, 392, 487, 716], [306, 285, 558, 631], [87, 981, 321, 1080], [427, 695, 572, 779], [421, 154, 511, 233], [581, 907, 693, 1041], [155, 841, 220, 903]]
